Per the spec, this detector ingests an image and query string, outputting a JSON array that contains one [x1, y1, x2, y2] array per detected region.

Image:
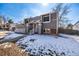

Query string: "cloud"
[[21, 8, 49, 19], [30, 8, 43, 17], [20, 7, 43, 19]]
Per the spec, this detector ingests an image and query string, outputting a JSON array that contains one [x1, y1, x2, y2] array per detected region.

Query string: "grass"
[[0, 42, 28, 56], [0, 31, 28, 56]]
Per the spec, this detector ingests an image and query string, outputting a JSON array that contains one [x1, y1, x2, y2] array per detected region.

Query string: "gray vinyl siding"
[[29, 16, 41, 22], [42, 13, 57, 29]]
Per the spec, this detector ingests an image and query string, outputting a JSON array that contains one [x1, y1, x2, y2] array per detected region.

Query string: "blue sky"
[[0, 3, 79, 24]]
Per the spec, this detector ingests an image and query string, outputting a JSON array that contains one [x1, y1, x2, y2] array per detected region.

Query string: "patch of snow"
[[3, 33, 23, 40], [0, 36, 5, 39], [0, 32, 24, 42], [16, 34, 79, 56], [59, 34, 79, 42], [4, 33, 23, 39]]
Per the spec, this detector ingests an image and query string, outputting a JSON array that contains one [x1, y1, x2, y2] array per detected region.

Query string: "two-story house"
[[25, 12, 58, 35], [15, 12, 58, 35]]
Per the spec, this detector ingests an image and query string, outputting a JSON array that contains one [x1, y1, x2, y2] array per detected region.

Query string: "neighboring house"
[[73, 21, 79, 31], [66, 24, 73, 30], [9, 23, 16, 31], [0, 16, 4, 29], [0, 16, 9, 30]]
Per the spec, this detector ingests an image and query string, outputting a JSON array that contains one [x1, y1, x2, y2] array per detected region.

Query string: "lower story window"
[[43, 28, 50, 34]]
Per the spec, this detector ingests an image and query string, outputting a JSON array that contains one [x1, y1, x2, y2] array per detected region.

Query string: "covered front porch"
[[26, 21, 42, 34]]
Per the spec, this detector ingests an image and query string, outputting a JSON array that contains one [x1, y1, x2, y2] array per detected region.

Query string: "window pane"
[[43, 16, 49, 22]]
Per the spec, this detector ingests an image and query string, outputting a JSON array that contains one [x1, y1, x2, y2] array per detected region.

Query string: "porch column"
[[56, 12, 59, 35], [38, 22, 42, 34], [26, 23, 29, 34], [32, 24, 35, 34]]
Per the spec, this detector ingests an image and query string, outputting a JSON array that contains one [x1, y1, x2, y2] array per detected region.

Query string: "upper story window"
[[42, 14, 50, 22], [43, 16, 49, 22]]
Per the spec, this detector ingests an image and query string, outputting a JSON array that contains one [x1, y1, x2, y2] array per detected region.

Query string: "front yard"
[[16, 34, 79, 56], [0, 31, 79, 56]]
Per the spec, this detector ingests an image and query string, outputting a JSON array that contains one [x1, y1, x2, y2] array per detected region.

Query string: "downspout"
[[41, 15, 43, 34], [56, 11, 59, 35]]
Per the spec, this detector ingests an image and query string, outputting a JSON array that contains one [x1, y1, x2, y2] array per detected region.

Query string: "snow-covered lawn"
[[1, 31, 79, 56], [16, 34, 79, 56], [0, 31, 24, 43], [59, 34, 79, 42]]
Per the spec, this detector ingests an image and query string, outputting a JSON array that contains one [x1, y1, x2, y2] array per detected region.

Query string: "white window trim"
[[43, 13, 51, 23]]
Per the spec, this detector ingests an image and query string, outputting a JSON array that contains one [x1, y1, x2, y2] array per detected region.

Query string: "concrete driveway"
[[0, 31, 9, 39]]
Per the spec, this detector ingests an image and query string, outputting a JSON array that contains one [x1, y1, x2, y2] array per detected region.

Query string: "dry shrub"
[[0, 42, 28, 56], [59, 28, 79, 35]]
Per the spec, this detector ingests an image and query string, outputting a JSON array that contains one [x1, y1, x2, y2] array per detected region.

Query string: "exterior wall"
[[42, 13, 57, 29], [15, 24, 26, 33], [9, 24, 16, 31], [26, 16, 42, 34], [42, 12, 58, 34], [0, 16, 5, 24], [26, 22, 41, 34], [0, 24, 10, 30], [0, 16, 8, 30], [15, 28, 25, 33]]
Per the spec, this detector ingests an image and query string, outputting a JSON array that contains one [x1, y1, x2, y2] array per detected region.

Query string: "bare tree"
[[53, 3, 71, 28]]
